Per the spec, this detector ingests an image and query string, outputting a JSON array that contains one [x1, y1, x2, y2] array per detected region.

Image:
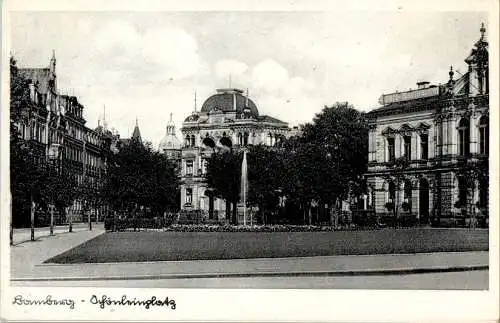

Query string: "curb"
[[35, 250, 489, 267], [11, 265, 488, 282]]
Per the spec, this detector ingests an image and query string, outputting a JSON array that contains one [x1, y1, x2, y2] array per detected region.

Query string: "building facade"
[[180, 88, 290, 219], [364, 25, 489, 225], [15, 52, 113, 223]]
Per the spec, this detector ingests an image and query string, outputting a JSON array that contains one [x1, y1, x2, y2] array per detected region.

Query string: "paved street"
[[12, 270, 488, 289]]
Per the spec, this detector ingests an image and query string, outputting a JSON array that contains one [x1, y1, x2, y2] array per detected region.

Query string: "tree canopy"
[[103, 138, 180, 217], [204, 102, 369, 225]]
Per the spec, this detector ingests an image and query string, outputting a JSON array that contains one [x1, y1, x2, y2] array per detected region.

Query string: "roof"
[[367, 94, 443, 118], [257, 115, 288, 125], [18, 68, 52, 94], [200, 88, 259, 117], [131, 124, 142, 142]]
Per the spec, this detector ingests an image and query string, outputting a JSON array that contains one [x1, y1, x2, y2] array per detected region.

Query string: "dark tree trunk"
[[308, 202, 312, 225], [259, 202, 265, 225], [232, 200, 238, 225], [225, 201, 231, 221]]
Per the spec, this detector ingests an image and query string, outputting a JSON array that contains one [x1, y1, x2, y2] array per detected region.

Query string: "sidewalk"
[[9, 225, 488, 281], [12, 223, 91, 245], [10, 224, 105, 279]]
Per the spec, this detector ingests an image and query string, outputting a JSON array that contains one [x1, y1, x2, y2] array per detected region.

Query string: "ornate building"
[[180, 88, 290, 219], [159, 113, 182, 162], [14, 52, 113, 223], [365, 24, 489, 225]]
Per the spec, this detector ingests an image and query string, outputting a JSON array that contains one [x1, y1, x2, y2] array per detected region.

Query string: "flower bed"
[[161, 224, 359, 232]]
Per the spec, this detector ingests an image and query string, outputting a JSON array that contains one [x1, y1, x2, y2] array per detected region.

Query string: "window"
[[403, 136, 411, 159], [420, 134, 428, 160], [458, 177, 467, 207], [201, 159, 207, 175], [388, 181, 396, 202], [185, 188, 193, 205], [244, 132, 249, 146], [186, 160, 193, 175], [404, 180, 412, 201], [458, 118, 470, 156], [479, 116, 489, 155], [387, 137, 395, 162]]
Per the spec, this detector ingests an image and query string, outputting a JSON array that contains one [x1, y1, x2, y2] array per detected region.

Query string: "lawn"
[[45, 228, 489, 264]]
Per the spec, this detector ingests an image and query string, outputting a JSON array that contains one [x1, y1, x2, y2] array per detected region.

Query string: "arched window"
[[243, 132, 249, 146], [220, 135, 232, 148], [479, 116, 489, 155], [202, 137, 215, 148], [458, 118, 470, 156], [238, 133, 243, 146]]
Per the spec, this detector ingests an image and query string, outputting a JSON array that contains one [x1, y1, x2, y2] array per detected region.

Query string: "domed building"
[[180, 88, 290, 220], [159, 113, 181, 161]]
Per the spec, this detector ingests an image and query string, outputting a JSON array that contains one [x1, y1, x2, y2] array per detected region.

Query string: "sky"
[[9, 10, 488, 148]]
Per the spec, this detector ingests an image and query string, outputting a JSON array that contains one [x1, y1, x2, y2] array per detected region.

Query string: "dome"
[[159, 116, 181, 152], [184, 113, 200, 122], [200, 88, 259, 117], [159, 133, 181, 151]]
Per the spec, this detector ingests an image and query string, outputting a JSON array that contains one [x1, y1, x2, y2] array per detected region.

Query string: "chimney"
[[417, 81, 430, 89]]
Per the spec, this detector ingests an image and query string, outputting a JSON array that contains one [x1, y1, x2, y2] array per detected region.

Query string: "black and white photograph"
[[1, 0, 498, 322]]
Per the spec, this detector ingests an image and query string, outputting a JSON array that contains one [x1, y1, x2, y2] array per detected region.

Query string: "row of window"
[[458, 116, 489, 156], [19, 122, 47, 143], [386, 134, 428, 162], [67, 124, 85, 141], [65, 146, 102, 168], [386, 116, 489, 162], [185, 132, 283, 148]]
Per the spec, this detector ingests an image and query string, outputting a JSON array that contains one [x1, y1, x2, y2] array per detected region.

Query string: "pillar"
[[470, 115, 479, 154], [383, 137, 387, 162], [443, 118, 449, 155]]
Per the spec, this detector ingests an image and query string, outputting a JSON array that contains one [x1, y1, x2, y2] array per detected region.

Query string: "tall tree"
[[103, 138, 180, 221], [298, 102, 368, 226], [205, 149, 242, 224], [247, 145, 284, 224]]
